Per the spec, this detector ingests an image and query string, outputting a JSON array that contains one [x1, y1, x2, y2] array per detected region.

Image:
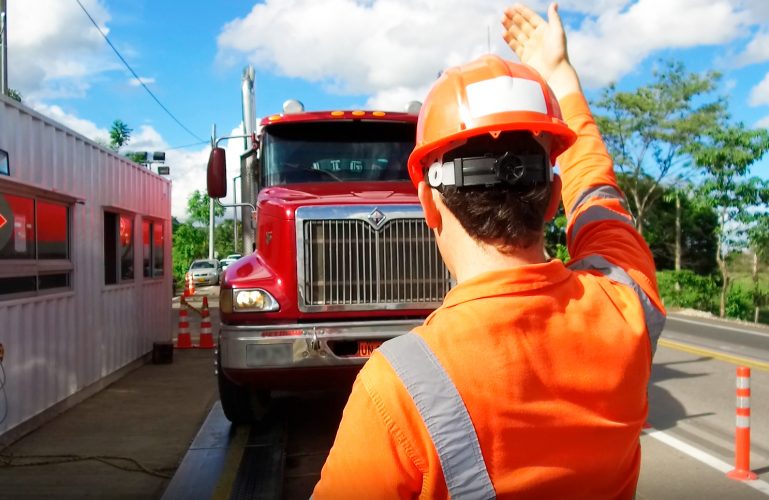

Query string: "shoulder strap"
[[379, 333, 496, 500]]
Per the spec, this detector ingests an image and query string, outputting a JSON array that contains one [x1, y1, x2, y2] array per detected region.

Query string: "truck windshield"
[[261, 120, 416, 186]]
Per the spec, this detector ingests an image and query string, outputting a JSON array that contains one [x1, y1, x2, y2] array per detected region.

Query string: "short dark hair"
[[436, 132, 552, 253]]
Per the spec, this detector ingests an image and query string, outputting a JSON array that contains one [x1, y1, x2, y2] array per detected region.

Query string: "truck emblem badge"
[[368, 208, 386, 228], [0, 213, 6, 230]]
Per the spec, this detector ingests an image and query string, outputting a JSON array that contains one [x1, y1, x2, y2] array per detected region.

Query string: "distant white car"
[[219, 257, 238, 270], [219, 254, 243, 271], [188, 259, 220, 286]]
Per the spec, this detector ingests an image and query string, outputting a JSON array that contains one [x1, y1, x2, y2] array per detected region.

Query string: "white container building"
[[0, 94, 173, 443]]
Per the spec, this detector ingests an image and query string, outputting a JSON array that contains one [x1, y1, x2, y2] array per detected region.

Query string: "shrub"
[[725, 285, 754, 321], [657, 270, 718, 313]]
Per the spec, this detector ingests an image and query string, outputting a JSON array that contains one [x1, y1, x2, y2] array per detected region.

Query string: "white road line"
[[668, 316, 769, 339], [644, 429, 769, 496]]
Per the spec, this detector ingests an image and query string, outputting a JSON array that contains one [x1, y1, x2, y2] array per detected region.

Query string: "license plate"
[[196, 277, 206, 283], [356, 340, 383, 357]]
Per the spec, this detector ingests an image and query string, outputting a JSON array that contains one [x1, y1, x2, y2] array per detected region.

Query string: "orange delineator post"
[[198, 296, 215, 349], [176, 296, 194, 349], [727, 366, 757, 481]]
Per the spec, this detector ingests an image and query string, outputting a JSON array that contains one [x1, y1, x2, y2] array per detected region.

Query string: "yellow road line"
[[659, 338, 769, 372], [211, 425, 250, 500]]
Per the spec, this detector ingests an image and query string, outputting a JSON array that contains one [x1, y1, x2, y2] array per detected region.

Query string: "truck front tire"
[[217, 356, 270, 424]]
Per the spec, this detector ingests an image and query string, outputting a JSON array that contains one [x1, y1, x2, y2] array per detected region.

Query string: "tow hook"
[[311, 327, 321, 352]]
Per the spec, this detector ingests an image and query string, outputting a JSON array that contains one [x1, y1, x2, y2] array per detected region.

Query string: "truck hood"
[[257, 181, 419, 219]]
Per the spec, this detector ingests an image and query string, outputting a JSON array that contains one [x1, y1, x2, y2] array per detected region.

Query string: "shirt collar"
[[439, 259, 572, 310]]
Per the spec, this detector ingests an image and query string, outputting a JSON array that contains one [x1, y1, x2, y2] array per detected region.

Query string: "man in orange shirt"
[[314, 3, 665, 498]]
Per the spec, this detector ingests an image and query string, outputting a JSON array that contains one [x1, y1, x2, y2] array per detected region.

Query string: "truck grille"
[[296, 206, 451, 311]]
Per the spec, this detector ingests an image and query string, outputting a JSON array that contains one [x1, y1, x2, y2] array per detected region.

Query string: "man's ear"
[[544, 174, 562, 222], [417, 181, 442, 229]]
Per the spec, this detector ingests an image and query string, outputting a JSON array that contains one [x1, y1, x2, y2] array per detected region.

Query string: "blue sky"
[[8, 0, 769, 218]]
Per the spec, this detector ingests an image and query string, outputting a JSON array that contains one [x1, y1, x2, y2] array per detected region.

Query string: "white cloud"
[[26, 103, 242, 221], [29, 102, 111, 144], [740, 0, 769, 22], [365, 84, 433, 112], [129, 77, 156, 87], [7, 0, 119, 100], [216, 0, 754, 106], [750, 72, 769, 107], [757, 115, 769, 129], [735, 30, 769, 67], [568, 0, 751, 87], [217, 0, 512, 107], [164, 124, 246, 220]]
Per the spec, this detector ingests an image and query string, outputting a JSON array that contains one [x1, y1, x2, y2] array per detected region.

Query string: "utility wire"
[[166, 140, 209, 151], [74, 0, 206, 143]]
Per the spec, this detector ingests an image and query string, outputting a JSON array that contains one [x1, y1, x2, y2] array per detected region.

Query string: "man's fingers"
[[547, 3, 563, 33], [502, 5, 538, 35], [505, 37, 522, 57], [501, 28, 528, 61], [506, 21, 529, 42], [510, 3, 546, 29]]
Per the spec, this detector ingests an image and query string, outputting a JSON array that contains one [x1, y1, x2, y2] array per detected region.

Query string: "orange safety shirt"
[[313, 92, 666, 499]]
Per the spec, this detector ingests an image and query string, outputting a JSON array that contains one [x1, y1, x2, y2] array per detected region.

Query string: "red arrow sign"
[[0, 213, 6, 230]]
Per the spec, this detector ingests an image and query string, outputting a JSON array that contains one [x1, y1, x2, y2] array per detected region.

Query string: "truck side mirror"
[[207, 147, 227, 198]]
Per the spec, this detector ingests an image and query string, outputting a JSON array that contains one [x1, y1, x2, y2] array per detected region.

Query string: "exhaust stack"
[[241, 65, 256, 150]]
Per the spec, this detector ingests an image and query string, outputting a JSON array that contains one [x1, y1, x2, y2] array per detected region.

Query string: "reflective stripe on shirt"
[[569, 254, 665, 356], [570, 205, 634, 240], [569, 184, 626, 217], [379, 333, 496, 500]]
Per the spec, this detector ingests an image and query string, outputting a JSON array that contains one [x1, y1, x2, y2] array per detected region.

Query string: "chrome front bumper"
[[219, 319, 423, 370]]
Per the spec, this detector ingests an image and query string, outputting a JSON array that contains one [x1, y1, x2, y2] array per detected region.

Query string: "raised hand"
[[501, 3, 581, 99]]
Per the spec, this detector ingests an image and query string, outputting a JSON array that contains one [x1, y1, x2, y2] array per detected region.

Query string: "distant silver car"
[[188, 259, 220, 286]]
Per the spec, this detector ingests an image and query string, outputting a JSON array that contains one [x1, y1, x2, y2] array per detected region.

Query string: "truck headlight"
[[232, 289, 279, 312]]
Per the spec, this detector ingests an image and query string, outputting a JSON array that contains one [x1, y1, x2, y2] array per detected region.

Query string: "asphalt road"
[[650, 313, 769, 475]]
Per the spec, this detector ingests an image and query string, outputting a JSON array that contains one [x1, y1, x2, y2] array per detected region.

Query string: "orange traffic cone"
[[176, 296, 193, 349], [183, 272, 195, 297], [198, 296, 215, 349]]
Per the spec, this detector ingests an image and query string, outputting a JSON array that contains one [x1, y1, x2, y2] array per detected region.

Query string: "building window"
[[142, 219, 164, 278], [104, 211, 134, 284], [0, 192, 72, 298], [0, 149, 8, 176]]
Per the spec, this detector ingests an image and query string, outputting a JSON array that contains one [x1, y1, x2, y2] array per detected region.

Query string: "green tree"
[[655, 187, 717, 275], [594, 60, 725, 235], [748, 216, 769, 322], [615, 174, 717, 274], [187, 190, 225, 227], [172, 222, 206, 284], [688, 123, 769, 318], [7, 88, 22, 103], [544, 210, 569, 262], [214, 219, 243, 258], [109, 119, 132, 151], [125, 152, 148, 165]]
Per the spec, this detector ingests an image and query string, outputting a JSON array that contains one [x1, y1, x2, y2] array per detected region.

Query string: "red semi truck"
[[206, 100, 451, 423]]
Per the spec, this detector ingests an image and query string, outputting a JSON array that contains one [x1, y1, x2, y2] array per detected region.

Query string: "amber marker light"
[[262, 329, 304, 337], [268, 114, 282, 121], [331, 111, 344, 116], [352, 110, 365, 116], [372, 111, 386, 117]]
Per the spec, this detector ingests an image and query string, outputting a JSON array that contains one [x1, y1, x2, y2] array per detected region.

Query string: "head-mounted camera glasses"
[[427, 151, 549, 189]]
